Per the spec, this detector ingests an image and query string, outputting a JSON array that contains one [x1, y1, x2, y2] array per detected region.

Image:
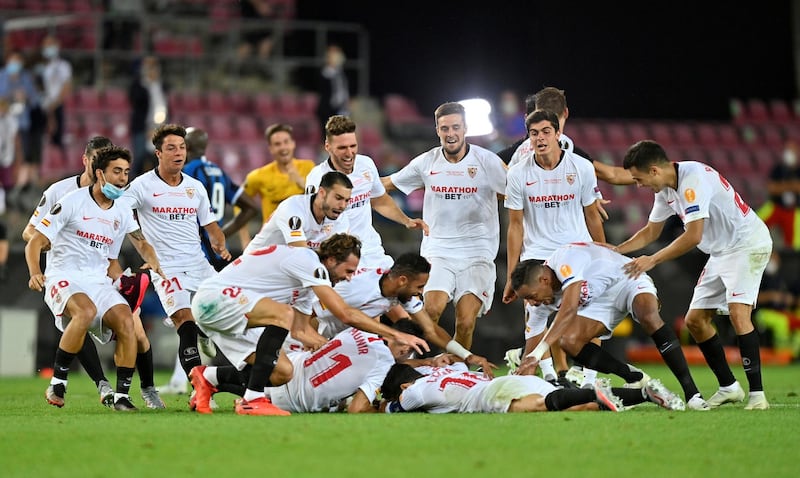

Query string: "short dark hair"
[[152, 123, 186, 150], [389, 252, 431, 279], [525, 109, 560, 132], [533, 87, 567, 117], [510, 259, 546, 291], [391, 318, 424, 339], [91, 145, 132, 183], [434, 102, 465, 125], [380, 363, 424, 402], [265, 123, 293, 142], [622, 140, 670, 170], [319, 170, 353, 190], [85, 136, 113, 157], [523, 94, 538, 115], [318, 233, 361, 263], [325, 115, 356, 140]]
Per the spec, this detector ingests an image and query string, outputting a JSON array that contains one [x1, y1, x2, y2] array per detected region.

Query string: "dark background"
[[296, 0, 796, 120]]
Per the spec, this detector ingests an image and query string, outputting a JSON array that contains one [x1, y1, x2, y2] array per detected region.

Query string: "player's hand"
[[28, 273, 46, 292], [396, 332, 430, 355], [212, 243, 232, 261], [140, 262, 167, 280], [502, 281, 517, 304], [623, 255, 656, 279], [516, 356, 540, 376], [597, 198, 610, 221], [465, 354, 498, 379], [302, 334, 328, 352], [430, 353, 455, 367], [405, 218, 429, 236]]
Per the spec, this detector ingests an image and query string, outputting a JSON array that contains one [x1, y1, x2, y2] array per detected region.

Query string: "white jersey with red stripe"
[[199, 244, 331, 315], [28, 175, 81, 228], [305, 156, 387, 265], [34, 186, 138, 280], [648, 161, 770, 255], [244, 193, 349, 253], [313, 265, 424, 339], [505, 150, 599, 260], [389, 144, 507, 261], [268, 327, 395, 412], [119, 170, 215, 271]]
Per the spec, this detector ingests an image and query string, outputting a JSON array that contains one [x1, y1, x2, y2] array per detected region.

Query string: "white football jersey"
[[28, 175, 82, 228], [648, 161, 770, 255], [389, 144, 507, 261], [313, 265, 424, 339], [305, 155, 387, 265], [244, 193, 350, 253], [35, 187, 138, 280], [545, 242, 636, 308], [505, 150, 599, 260], [268, 327, 395, 412], [199, 244, 331, 315], [119, 170, 215, 271]]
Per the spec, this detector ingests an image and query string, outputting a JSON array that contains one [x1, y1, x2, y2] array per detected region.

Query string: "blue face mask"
[[5, 61, 22, 75], [43, 46, 59, 59], [100, 171, 128, 200]]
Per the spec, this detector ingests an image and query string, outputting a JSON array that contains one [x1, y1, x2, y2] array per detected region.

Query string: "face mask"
[[100, 171, 128, 200], [5, 61, 22, 75], [43, 46, 59, 59], [783, 148, 797, 167], [501, 100, 518, 115], [765, 260, 779, 275]]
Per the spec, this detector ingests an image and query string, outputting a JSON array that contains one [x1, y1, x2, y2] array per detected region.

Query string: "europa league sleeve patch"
[[50, 203, 62, 215], [38, 195, 46, 207], [313, 267, 329, 281], [288, 216, 302, 230], [305, 185, 317, 194]]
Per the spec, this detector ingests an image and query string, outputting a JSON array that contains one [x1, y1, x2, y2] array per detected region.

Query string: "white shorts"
[[191, 285, 269, 370], [460, 375, 556, 413], [579, 274, 658, 340], [425, 256, 496, 316], [43, 273, 126, 344], [152, 263, 216, 317], [690, 242, 772, 314], [524, 302, 558, 340]]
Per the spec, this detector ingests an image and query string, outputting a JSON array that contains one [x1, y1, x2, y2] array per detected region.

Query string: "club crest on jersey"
[[468, 167, 477, 178], [313, 267, 329, 281], [185, 188, 195, 199], [113, 219, 120, 231], [288, 216, 302, 230], [363, 171, 371, 181], [50, 203, 62, 215], [322, 224, 333, 234], [566, 173, 576, 185]]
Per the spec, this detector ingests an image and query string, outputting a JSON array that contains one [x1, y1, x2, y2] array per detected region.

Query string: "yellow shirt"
[[243, 159, 316, 222]]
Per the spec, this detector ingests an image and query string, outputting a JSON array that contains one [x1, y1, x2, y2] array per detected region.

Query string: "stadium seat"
[[696, 123, 721, 147], [672, 123, 696, 147], [758, 124, 785, 150], [73, 87, 104, 113], [253, 93, 275, 117], [604, 122, 629, 148], [103, 87, 130, 113], [209, 115, 236, 141], [206, 90, 229, 113], [626, 122, 649, 143], [574, 122, 605, 149], [769, 99, 793, 123], [173, 90, 205, 113], [227, 91, 251, 114], [745, 98, 770, 123], [236, 117, 261, 141], [716, 124, 742, 147], [650, 122, 674, 147]]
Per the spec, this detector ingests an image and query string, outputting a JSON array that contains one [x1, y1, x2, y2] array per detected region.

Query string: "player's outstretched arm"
[[25, 231, 50, 291], [127, 229, 166, 279]]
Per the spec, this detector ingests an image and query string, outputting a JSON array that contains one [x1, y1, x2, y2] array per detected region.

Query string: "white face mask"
[[501, 100, 518, 115], [783, 148, 797, 167], [765, 260, 779, 275]]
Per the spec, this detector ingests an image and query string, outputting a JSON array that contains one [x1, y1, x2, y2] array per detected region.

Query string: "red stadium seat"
[[626, 122, 649, 143], [769, 99, 793, 123], [236, 117, 261, 141], [745, 99, 770, 123], [103, 87, 129, 113]]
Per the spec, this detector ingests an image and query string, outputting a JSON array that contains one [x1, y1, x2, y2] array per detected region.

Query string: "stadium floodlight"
[[458, 98, 494, 137]]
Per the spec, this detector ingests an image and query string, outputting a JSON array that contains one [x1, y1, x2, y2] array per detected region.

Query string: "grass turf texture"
[[2, 365, 797, 478]]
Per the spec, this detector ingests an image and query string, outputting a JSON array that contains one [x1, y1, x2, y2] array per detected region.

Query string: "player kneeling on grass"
[[380, 362, 686, 413], [26, 146, 166, 411]]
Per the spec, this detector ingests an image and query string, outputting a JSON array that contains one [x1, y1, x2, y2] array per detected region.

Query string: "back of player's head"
[[523, 93, 538, 115], [318, 233, 361, 262], [533, 87, 567, 117], [264, 122, 293, 143], [380, 363, 424, 402], [91, 145, 132, 182], [392, 318, 424, 339], [152, 123, 186, 150], [325, 115, 356, 140], [84, 136, 113, 157], [525, 109, 560, 132], [623, 140, 670, 170], [434, 101, 466, 125], [185, 127, 208, 158], [319, 170, 353, 191], [389, 252, 431, 278], [510, 259, 546, 291]]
